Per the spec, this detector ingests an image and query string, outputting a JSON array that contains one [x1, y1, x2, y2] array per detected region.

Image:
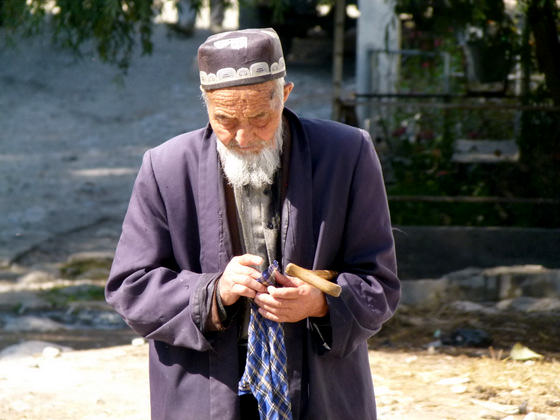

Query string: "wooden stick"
[[285, 263, 341, 298]]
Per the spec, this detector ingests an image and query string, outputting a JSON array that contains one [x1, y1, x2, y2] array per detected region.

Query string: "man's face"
[[206, 80, 293, 154]]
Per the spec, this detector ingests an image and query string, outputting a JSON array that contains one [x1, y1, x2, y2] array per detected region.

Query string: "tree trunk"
[[526, 0, 560, 106]]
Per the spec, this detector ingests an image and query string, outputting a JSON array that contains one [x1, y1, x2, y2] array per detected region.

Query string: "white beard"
[[216, 123, 284, 189]]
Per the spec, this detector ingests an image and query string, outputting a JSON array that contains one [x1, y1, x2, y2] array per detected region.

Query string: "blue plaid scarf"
[[238, 261, 292, 420]]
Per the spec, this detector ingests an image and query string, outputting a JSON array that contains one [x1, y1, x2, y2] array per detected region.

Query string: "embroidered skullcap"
[[197, 28, 286, 90]]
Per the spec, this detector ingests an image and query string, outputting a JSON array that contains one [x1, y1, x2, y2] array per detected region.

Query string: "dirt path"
[[0, 344, 150, 420], [372, 349, 560, 420], [1, 342, 559, 420]]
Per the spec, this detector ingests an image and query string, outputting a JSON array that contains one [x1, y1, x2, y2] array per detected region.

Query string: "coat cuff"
[[203, 275, 242, 332], [191, 272, 221, 332]]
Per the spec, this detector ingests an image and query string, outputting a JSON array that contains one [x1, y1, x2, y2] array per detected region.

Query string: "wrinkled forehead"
[[205, 80, 281, 110]]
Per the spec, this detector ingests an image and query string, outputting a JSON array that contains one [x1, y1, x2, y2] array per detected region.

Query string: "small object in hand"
[[258, 260, 280, 287], [285, 263, 341, 297]]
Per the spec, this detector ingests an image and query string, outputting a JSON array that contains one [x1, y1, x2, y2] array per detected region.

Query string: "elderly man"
[[106, 28, 400, 420]]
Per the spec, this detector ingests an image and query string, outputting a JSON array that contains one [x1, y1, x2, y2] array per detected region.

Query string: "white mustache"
[[217, 123, 284, 189]]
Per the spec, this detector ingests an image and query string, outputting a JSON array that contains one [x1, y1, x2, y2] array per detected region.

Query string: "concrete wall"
[[400, 266, 560, 306], [356, 0, 399, 125], [394, 226, 560, 280]]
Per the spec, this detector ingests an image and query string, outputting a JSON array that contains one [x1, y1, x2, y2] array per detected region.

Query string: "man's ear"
[[283, 82, 294, 104]]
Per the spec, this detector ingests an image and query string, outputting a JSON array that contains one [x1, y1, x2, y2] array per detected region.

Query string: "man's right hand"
[[218, 254, 267, 306]]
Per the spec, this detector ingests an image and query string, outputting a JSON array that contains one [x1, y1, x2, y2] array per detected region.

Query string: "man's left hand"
[[253, 272, 328, 323]]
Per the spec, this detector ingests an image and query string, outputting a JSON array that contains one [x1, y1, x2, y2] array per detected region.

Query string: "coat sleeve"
[[324, 130, 400, 358], [105, 150, 218, 352]]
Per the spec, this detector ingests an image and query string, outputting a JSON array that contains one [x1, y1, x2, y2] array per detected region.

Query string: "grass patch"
[[39, 285, 105, 308], [59, 258, 112, 280]]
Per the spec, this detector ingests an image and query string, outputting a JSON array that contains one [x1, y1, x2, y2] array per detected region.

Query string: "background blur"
[[1, 3, 560, 419]]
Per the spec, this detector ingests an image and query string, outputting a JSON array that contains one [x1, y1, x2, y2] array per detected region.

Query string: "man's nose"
[[235, 127, 253, 147]]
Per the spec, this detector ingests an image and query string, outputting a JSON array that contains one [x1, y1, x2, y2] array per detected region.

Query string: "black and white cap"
[[197, 28, 286, 90]]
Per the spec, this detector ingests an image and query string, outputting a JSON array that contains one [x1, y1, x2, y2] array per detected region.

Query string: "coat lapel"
[[282, 109, 316, 271], [198, 125, 233, 273]]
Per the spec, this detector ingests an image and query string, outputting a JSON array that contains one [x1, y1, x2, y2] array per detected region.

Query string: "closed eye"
[[215, 115, 236, 127], [249, 113, 269, 126]]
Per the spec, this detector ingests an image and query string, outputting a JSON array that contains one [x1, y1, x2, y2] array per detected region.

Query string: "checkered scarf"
[[238, 261, 292, 420]]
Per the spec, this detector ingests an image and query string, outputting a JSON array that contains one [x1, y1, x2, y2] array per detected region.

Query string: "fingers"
[[253, 290, 303, 315], [258, 307, 282, 323], [228, 254, 264, 279], [254, 281, 328, 322], [228, 274, 264, 293], [266, 283, 304, 299], [234, 254, 264, 267], [229, 282, 259, 300], [254, 291, 284, 309], [254, 293, 290, 320], [255, 298, 310, 324], [218, 254, 267, 306], [219, 258, 329, 320], [230, 266, 262, 281], [273, 272, 301, 288]]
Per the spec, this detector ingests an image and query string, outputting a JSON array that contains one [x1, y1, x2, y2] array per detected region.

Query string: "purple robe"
[[106, 108, 400, 420]]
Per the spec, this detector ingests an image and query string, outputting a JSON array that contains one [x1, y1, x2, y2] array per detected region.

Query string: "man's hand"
[[218, 254, 268, 306], [253, 272, 328, 323]]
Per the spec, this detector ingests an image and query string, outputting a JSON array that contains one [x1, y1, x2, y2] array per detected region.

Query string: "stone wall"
[[394, 226, 560, 280], [401, 265, 560, 306]]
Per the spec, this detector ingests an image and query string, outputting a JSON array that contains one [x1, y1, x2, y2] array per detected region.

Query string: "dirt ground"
[[1, 306, 559, 420], [372, 348, 560, 420], [370, 306, 560, 419]]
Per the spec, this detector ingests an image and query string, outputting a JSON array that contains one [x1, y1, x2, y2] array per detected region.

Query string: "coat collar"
[[198, 124, 232, 272], [281, 108, 315, 271]]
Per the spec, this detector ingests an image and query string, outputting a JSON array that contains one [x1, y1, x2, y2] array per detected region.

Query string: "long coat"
[[106, 108, 400, 420]]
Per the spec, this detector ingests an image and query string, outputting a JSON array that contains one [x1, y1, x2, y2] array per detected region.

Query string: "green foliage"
[[1, 0, 154, 70], [59, 257, 112, 280], [395, 0, 514, 34], [1, 0, 322, 67], [1, 0, 47, 34], [389, 200, 560, 227], [383, 0, 559, 227], [381, 102, 559, 227], [40, 284, 106, 308], [238, 0, 290, 22], [518, 105, 560, 198]]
